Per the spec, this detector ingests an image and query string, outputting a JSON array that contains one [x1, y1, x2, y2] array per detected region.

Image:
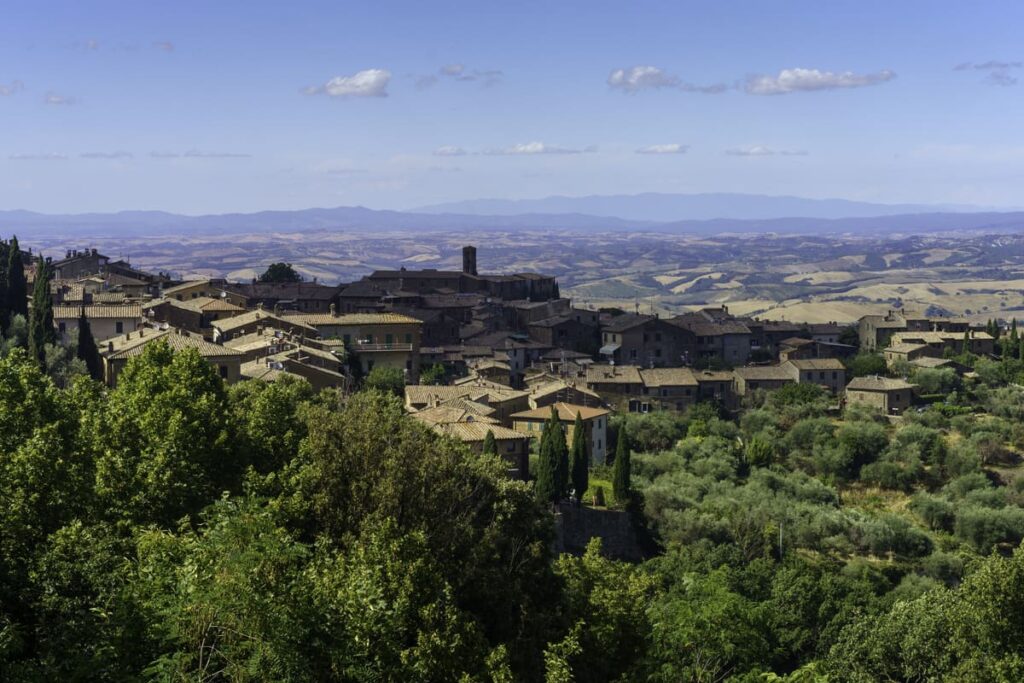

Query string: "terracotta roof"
[[162, 280, 211, 295], [511, 402, 610, 422], [639, 367, 699, 387], [602, 313, 655, 333], [53, 304, 142, 319], [212, 309, 318, 335], [779, 336, 815, 348], [694, 369, 736, 381], [432, 422, 531, 443], [847, 376, 916, 392], [173, 296, 246, 313], [410, 405, 500, 427], [100, 327, 245, 360], [886, 343, 928, 354], [784, 358, 846, 370], [285, 312, 422, 326], [586, 364, 642, 384]]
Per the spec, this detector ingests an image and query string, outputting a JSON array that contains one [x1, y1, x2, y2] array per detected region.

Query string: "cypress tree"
[[961, 330, 970, 356], [1019, 338, 1024, 362], [1012, 319, 1019, 344], [6, 235, 27, 320], [550, 407, 569, 499], [612, 424, 631, 505], [569, 412, 589, 503], [534, 412, 558, 506], [482, 429, 497, 456], [28, 256, 55, 367], [0, 239, 8, 333], [76, 307, 103, 380]]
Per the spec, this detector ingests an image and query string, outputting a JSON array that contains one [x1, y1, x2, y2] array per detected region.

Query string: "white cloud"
[[608, 65, 679, 92], [608, 65, 726, 94], [9, 153, 68, 161], [150, 150, 251, 159], [725, 145, 808, 157], [433, 145, 467, 157], [80, 151, 133, 159], [0, 80, 24, 96], [153, 41, 175, 52], [636, 143, 689, 155], [745, 68, 895, 95], [954, 61, 1020, 87], [44, 92, 76, 105], [483, 141, 595, 155], [306, 69, 391, 98], [440, 63, 464, 76]]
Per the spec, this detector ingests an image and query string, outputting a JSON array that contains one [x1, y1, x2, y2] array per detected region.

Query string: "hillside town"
[[2, 239, 1005, 481]]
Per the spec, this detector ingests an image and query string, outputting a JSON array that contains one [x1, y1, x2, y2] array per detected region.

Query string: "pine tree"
[[569, 412, 589, 503], [612, 425, 631, 506], [0, 239, 8, 333], [547, 409, 568, 499], [533, 413, 558, 506], [6, 235, 27, 320], [482, 429, 497, 456], [76, 307, 103, 380], [28, 256, 55, 367]]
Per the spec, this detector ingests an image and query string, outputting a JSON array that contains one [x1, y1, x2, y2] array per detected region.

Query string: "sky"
[[2, 0, 1024, 214]]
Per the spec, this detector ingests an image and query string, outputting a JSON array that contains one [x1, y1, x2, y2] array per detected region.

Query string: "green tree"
[[569, 413, 588, 502], [535, 408, 561, 506], [75, 309, 103, 381], [27, 257, 55, 368], [845, 351, 887, 378], [482, 428, 498, 456], [258, 262, 303, 282], [363, 365, 406, 395], [612, 425, 631, 505], [0, 239, 8, 333], [5, 235, 28, 322], [551, 408, 569, 499], [419, 362, 446, 385], [91, 341, 239, 526]]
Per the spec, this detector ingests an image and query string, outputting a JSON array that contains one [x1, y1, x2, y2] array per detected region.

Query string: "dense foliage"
[[3, 324, 1024, 681]]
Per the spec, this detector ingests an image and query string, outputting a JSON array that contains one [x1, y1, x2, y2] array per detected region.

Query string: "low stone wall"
[[553, 503, 643, 562]]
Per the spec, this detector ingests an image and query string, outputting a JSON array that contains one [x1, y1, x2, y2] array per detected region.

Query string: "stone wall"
[[553, 503, 643, 562]]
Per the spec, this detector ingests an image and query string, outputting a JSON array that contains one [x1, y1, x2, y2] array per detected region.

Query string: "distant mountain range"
[[2, 193, 1024, 239], [414, 192, 995, 222]]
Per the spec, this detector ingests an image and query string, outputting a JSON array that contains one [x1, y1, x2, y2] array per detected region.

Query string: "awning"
[[599, 343, 621, 355]]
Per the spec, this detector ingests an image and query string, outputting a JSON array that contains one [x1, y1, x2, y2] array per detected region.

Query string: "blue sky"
[[2, 0, 1024, 214]]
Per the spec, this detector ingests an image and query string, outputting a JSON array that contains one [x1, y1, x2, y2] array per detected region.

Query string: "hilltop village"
[[3, 241, 1001, 479]]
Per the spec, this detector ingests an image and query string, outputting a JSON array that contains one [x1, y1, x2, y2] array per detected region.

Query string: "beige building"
[[54, 304, 142, 343], [733, 366, 795, 399], [431, 422, 532, 480], [511, 402, 611, 466], [161, 280, 247, 306], [782, 358, 847, 395], [286, 308, 423, 383], [637, 367, 699, 412], [845, 376, 916, 415], [98, 326, 245, 387], [888, 330, 994, 358]]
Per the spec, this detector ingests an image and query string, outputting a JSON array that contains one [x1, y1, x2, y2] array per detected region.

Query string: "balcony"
[[356, 342, 414, 352]]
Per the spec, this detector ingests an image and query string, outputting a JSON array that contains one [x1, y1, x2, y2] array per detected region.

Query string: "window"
[[655, 348, 662, 358], [405, 333, 412, 343], [506, 442, 515, 452], [366, 360, 375, 371], [58, 322, 66, 334], [115, 321, 124, 334], [655, 332, 662, 342], [219, 365, 228, 379], [343, 334, 351, 344], [832, 371, 838, 380], [597, 439, 602, 449], [819, 372, 826, 380], [406, 360, 412, 370], [630, 349, 637, 359], [385, 333, 394, 345]]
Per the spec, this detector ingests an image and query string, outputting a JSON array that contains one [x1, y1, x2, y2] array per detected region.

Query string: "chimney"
[[107, 341, 113, 353], [329, 303, 337, 317], [462, 245, 478, 277]]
